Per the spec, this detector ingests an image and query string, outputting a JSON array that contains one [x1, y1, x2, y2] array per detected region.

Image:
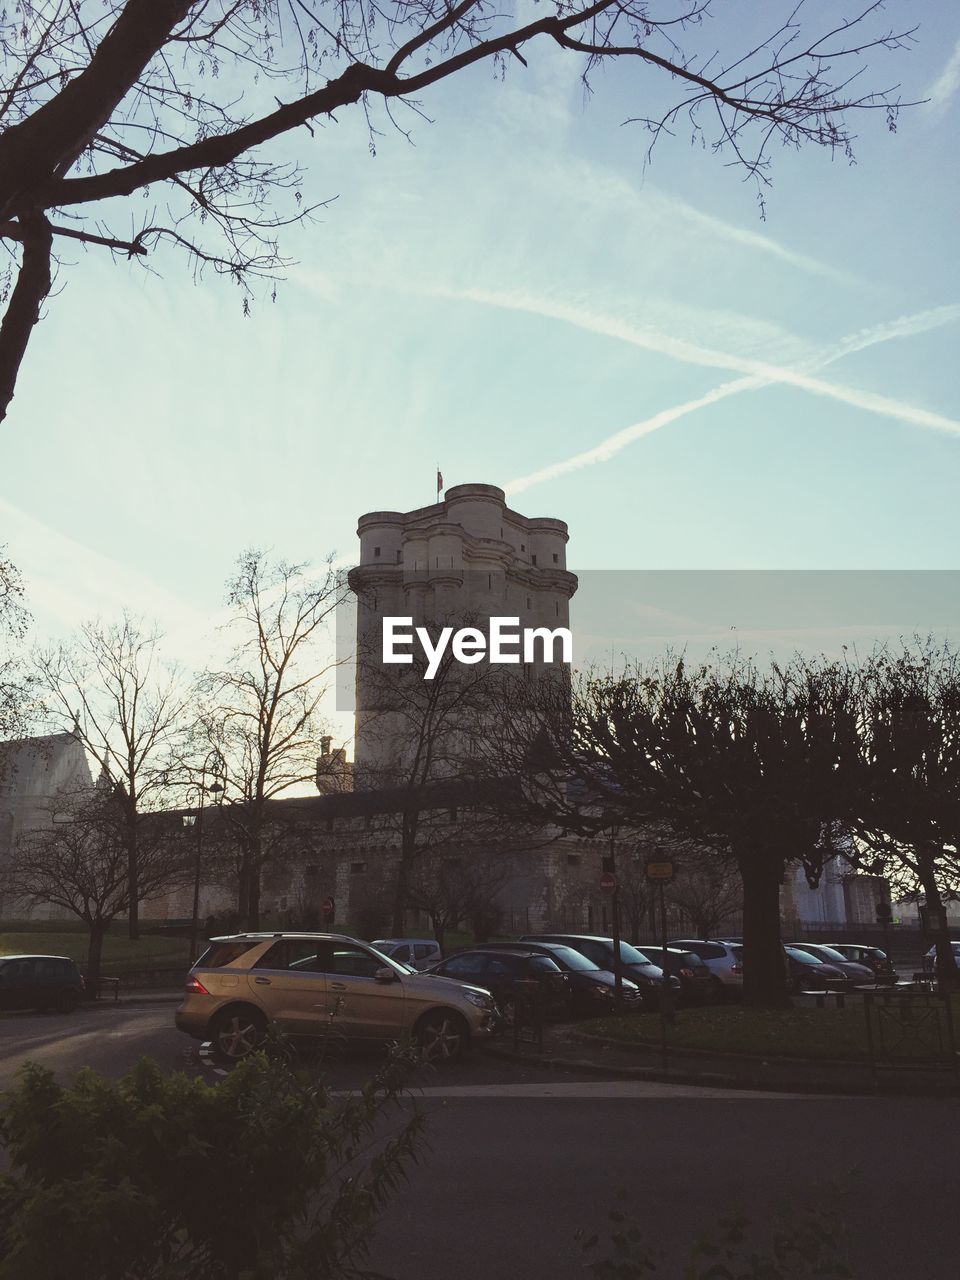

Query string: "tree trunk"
[[86, 920, 107, 999], [739, 852, 790, 1008], [918, 854, 959, 991], [127, 833, 139, 941]]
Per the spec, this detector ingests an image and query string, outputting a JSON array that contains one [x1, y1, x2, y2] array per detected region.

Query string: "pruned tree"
[[845, 640, 960, 989], [9, 787, 189, 991], [576, 655, 863, 1007], [0, 1, 915, 422], [0, 546, 33, 741], [194, 549, 347, 929], [32, 612, 188, 939]]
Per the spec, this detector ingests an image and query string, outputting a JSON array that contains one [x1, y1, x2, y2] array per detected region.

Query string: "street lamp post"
[[182, 754, 224, 963]]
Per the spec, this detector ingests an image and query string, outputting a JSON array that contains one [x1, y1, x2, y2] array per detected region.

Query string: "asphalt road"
[[1, 1003, 957, 1280]]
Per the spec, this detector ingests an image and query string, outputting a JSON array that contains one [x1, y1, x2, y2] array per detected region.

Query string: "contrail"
[[503, 303, 960, 495]]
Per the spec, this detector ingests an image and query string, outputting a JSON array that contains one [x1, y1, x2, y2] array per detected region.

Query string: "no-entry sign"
[[599, 871, 618, 895], [321, 896, 335, 919]]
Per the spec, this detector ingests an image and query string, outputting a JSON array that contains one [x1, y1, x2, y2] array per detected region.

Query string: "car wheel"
[[55, 989, 80, 1013], [416, 1010, 468, 1063], [210, 1006, 267, 1062]]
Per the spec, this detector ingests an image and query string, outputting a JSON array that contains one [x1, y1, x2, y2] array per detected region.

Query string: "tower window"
[[374, 546, 380, 557], [531, 554, 537, 566], [488, 574, 491, 590], [396, 550, 401, 562], [520, 543, 525, 552], [566, 854, 581, 867], [556, 600, 560, 616], [351, 861, 366, 875], [553, 553, 559, 564], [526, 596, 531, 610]]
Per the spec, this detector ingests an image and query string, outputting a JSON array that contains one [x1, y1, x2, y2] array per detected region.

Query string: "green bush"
[[0, 1048, 425, 1280]]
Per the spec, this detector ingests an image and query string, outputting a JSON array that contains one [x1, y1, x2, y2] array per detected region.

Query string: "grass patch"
[[581, 996, 960, 1063], [0, 931, 190, 975]]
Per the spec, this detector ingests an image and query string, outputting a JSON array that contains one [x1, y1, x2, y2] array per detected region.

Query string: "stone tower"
[[348, 482, 578, 780]]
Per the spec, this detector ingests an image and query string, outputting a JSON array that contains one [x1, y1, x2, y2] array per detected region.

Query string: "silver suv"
[[175, 933, 497, 1063]]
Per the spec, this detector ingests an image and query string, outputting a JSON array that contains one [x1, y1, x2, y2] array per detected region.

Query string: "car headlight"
[[463, 990, 494, 1009], [591, 984, 614, 998]]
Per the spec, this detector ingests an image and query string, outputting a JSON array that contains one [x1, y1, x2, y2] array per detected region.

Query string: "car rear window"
[[197, 940, 256, 968]]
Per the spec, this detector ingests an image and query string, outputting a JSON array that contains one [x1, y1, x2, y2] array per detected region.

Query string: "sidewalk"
[[481, 1023, 960, 1097], [86, 990, 182, 1008]]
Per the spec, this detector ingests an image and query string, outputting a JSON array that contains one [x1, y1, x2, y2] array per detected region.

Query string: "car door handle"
[[330, 982, 347, 991], [254, 977, 272, 985]]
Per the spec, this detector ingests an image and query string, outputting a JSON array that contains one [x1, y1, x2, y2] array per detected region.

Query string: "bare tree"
[[353, 616, 514, 934], [0, 2, 914, 422], [664, 847, 743, 940], [0, 546, 33, 740], [405, 849, 507, 953], [195, 549, 347, 929], [9, 788, 189, 991], [32, 612, 187, 939]]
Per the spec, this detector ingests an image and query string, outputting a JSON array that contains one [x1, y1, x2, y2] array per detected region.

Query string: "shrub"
[[0, 1047, 425, 1279]]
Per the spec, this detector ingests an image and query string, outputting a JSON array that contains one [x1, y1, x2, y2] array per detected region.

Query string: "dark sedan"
[[632, 945, 716, 1004], [478, 940, 646, 1014], [785, 943, 875, 986], [785, 946, 850, 993], [0, 954, 84, 1012], [520, 934, 681, 1002], [827, 944, 897, 984], [425, 948, 572, 1024]]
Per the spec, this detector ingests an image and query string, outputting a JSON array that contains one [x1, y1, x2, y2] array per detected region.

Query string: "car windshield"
[[537, 945, 600, 972], [369, 944, 415, 974], [786, 947, 824, 963], [808, 945, 851, 964]]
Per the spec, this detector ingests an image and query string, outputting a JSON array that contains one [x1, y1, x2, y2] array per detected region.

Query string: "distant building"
[[0, 731, 93, 919]]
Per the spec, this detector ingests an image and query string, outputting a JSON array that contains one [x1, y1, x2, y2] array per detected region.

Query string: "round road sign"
[[599, 871, 618, 895]]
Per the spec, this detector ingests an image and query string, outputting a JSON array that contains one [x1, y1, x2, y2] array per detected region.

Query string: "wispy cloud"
[[500, 302, 960, 494], [924, 38, 960, 117], [648, 190, 861, 286]]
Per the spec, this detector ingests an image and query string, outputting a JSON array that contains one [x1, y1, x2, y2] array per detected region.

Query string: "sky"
[[2, 0, 960, 724]]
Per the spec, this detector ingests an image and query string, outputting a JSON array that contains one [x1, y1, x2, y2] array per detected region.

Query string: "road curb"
[[479, 1042, 960, 1098]]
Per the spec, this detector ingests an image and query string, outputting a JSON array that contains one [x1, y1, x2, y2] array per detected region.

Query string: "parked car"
[[668, 939, 744, 992], [476, 940, 647, 1014], [175, 932, 497, 1062], [922, 940, 960, 974], [425, 948, 572, 1024], [784, 943, 875, 985], [372, 938, 443, 971], [520, 934, 681, 999], [0, 954, 84, 1013], [826, 944, 896, 984], [631, 946, 716, 1004], [784, 946, 850, 993]]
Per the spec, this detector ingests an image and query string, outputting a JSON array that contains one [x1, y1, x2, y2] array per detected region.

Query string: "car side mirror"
[[374, 966, 399, 984]]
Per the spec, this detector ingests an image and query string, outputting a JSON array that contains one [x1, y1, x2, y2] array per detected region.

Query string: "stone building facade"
[[0, 731, 93, 919]]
